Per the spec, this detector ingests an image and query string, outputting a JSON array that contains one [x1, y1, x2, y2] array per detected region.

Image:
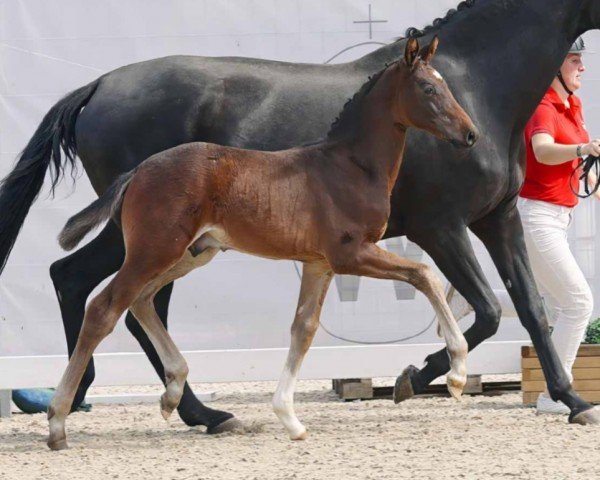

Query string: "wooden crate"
[[522, 344, 600, 404]]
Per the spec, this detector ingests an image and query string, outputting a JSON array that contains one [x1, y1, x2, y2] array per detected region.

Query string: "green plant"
[[584, 318, 600, 344]]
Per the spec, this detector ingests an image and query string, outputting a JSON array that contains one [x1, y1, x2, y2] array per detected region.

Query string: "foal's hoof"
[[207, 416, 244, 434], [394, 365, 419, 404], [570, 406, 600, 426], [160, 394, 178, 420], [290, 429, 308, 441], [47, 437, 68, 451], [447, 376, 465, 401], [447, 369, 467, 401]]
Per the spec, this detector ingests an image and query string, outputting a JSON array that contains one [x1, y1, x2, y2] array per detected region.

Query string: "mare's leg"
[[272, 262, 333, 440], [393, 226, 502, 401], [399, 207, 598, 423], [332, 243, 468, 399], [48, 268, 149, 450], [471, 203, 598, 423]]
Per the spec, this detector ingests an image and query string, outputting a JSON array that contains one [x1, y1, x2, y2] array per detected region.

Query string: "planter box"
[[521, 344, 600, 404]]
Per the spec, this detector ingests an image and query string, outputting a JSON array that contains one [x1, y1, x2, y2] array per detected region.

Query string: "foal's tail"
[[58, 169, 136, 251], [0, 78, 100, 274]]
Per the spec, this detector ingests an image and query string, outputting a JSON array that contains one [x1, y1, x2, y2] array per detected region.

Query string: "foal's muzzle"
[[466, 130, 478, 147], [450, 129, 479, 148]]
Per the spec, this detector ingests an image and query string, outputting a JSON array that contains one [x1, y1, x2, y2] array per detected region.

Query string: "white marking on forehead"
[[432, 69, 444, 81]]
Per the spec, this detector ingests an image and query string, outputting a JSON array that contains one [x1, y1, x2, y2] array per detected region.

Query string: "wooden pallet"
[[333, 376, 521, 401], [521, 344, 600, 404], [332, 379, 373, 400], [370, 380, 521, 400]]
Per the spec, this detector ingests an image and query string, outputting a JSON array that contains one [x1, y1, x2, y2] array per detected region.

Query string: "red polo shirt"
[[520, 87, 589, 207]]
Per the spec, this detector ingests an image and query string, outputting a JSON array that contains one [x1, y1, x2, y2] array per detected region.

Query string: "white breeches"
[[494, 198, 593, 383]]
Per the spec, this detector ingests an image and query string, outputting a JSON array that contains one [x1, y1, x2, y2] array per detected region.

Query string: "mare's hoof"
[[207, 416, 244, 434], [47, 437, 68, 451], [570, 406, 600, 426], [394, 365, 419, 404]]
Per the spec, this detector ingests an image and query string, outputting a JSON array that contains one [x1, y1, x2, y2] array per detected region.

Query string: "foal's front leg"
[[332, 243, 468, 399], [272, 262, 333, 440]]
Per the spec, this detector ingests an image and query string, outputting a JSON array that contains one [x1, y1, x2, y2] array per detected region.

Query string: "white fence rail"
[[0, 341, 527, 390]]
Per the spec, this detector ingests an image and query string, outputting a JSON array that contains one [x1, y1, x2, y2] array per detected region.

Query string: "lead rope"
[[571, 154, 600, 198]]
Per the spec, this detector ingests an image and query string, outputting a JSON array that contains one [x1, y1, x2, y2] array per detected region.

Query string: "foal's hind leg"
[[331, 243, 468, 400], [129, 248, 219, 420], [272, 262, 333, 440], [49, 221, 125, 410], [130, 297, 190, 420], [48, 270, 147, 450]]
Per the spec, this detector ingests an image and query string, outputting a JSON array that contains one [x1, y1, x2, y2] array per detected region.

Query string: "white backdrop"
[[1, 1, 599, 378]]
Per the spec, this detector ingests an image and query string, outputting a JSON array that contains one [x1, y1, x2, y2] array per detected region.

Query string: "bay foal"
[[48, 38, 477, 449]]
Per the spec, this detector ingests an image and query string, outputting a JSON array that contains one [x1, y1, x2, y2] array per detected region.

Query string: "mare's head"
[[394, 37, 478, 148]]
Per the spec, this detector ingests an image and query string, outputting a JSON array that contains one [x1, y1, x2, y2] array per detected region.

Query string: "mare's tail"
[[0, 79, 100, 274]]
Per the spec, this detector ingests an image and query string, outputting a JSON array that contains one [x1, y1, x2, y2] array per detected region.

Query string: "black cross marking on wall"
[[353, 4, 388, 40]]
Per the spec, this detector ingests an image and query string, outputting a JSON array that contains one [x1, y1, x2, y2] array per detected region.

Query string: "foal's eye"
[[424, 85, 436, 96]]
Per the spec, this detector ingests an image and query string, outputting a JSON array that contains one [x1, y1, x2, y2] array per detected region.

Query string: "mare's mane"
[[403, 0, 476, 39]]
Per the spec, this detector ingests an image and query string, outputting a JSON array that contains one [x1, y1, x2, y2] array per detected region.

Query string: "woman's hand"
[[581, 139, 600, 157]]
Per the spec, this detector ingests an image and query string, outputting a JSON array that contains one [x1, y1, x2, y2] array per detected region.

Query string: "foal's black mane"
[[326, 0, 477, 141], [326, 62, 395, 140]]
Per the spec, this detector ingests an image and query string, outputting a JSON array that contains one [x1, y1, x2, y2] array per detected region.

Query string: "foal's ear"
[[422, 35, 439, 63], [404, 38, 419, 68]]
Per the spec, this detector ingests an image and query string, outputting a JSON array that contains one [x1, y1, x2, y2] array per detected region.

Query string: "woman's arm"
[[531, 134, 600, 165]]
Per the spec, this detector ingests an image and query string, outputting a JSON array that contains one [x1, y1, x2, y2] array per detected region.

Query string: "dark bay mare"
[[46, 38, 476, 449], [2, 0, 600, 429]]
